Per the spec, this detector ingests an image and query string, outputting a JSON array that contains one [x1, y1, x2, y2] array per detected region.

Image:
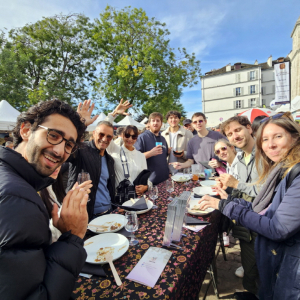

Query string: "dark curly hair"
[[220, 115, 251, 136], [166, 110, 181, 120], [13, 99, 86, 147]]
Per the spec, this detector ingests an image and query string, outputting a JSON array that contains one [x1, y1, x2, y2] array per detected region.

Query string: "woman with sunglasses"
[[198, 114, 300, 299], [106, 125, 148, 196], [209, 139, 237, 176]]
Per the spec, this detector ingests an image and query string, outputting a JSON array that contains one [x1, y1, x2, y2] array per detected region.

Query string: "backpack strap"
[[286, 162, 300, 190], [120, 147, 130, 179]]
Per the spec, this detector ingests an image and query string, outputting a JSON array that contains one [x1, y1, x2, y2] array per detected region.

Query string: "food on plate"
[[95, 247, 115, 262], [84, 241, 93, 247], [91, 221, 122, 232], [190, 204, 207, 213]]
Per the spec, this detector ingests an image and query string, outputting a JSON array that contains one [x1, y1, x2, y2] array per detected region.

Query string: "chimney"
[[267, 55, 273, 67], [254, 60, 258, 65], [226, 64, 231, 72], [234, 62, 241, 70]]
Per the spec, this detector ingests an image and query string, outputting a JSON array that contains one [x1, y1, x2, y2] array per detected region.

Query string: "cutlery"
[[105, 253, 122, 286]]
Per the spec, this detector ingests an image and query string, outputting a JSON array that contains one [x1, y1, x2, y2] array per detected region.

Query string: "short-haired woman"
[[199, 113, 300, 299]]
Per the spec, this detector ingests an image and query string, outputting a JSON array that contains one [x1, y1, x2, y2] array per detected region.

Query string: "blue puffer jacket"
[[0, 147, 87, 300], [222, 171, 300, 300]]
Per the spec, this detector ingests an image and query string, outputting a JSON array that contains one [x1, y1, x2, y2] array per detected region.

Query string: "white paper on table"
[[183, 224, 207, 232], [126, 247, 172, 288]]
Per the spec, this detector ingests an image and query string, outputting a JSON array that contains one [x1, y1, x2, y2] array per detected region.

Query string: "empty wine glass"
[[77, 170, 91, 202], [166, 179, 174, 201], [183, 167, 191, 186], [149, 186, 158, 209], [125, 211, 139, 246]]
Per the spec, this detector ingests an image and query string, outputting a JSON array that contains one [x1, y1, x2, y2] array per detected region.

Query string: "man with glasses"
[[0, 99, 90, 299], [172, 112, 224, 172], [67, 99, 132, 220]]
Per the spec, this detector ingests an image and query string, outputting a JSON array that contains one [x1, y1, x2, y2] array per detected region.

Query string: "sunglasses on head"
[[260, 112, 291, 124], [124, 133, 138, 140], [192, 120, 204, 124], [215, 146, 227, 155], [98, 132, 113, 141]]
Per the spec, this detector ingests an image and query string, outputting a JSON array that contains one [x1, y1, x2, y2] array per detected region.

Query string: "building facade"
[[290, 16, 300, 100], [201, 58, 288, 127]]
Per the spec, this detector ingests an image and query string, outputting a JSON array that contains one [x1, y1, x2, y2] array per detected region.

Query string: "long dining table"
[[72, 179, 222, 300]]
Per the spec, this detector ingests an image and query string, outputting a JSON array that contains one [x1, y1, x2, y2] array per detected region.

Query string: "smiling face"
[[225, 121, 252, 150], [167, 114, 180, 128], [262, 123, 294, 163], [24, 114, 77, 177], [214, 141, 235, 162], [123, 129, 138, 150], [149, 117, 162, 134], [93, 124, 114, 153]]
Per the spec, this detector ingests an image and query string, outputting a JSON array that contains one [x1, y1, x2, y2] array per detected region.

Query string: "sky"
[[1, 0, 300, 118]]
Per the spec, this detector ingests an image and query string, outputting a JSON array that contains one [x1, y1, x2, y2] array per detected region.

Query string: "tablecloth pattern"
[[72, 180, 221, 300]]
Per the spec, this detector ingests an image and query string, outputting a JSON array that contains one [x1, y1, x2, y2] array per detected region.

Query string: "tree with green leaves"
[[91, 6, 201, 117], [0, 14, 96, 110]]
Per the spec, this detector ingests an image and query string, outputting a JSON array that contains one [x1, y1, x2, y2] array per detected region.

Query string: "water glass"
[[77, 170, 91, 202], [149, 186, 158, 209], [125, 211, 139, 246], [183, 167, 191, 186], [166, 179, 174, 201]]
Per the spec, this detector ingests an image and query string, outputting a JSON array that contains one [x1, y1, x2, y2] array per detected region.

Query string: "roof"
[[204, 57, 290, 77], [291, 15, 300, 37]]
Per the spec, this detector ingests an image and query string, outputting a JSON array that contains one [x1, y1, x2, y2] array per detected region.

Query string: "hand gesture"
[[135, 185, 148, 196], [113, 99, 133, 116], [198, 195, 220, 210], [169, 162, 183, 170], [52, 187, 89, 239], [212, 186, 228, 199], [151, 145, 163, 156], [208, 159, 222, 169], [219, 174, 239, 189], [77, 99, 98, 126]]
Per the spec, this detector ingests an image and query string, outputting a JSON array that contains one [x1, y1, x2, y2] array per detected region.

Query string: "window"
[[262, 99, 266, 107], [250, 98, 256, 108], [250, 85, 256, 94], [250, 71, 255, 80], [236, 74, 241, 83], [236, 87, 241, 96], [235, 100, 241, 109]]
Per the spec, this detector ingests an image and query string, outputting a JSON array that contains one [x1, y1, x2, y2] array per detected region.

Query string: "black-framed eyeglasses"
[[215, 146, 227, 155], [38, 125, 78, 154], [124, 133, 138, 140]]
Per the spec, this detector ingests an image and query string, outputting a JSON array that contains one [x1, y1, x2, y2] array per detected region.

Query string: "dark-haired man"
[[0, 99, 90, 299], [172, 112, 224, 172], [183, 119, 197, 135], [162, 111, 193, 174], [135, 112, 169, 185]]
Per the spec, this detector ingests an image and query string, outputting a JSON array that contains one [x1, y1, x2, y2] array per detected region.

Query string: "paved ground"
[[199, 234, 245, 300]]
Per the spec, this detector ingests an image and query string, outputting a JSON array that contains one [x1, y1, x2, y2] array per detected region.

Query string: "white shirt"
[[107, 140, 148, 187], [168, 131, 178, 173]]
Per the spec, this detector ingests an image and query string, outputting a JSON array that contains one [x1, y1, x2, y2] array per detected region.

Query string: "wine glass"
[[183, 167, 191, 186], [149, 186, 158, 209], [77, 170, 91, 202], [166, 179, 174, 201], [125, 211, 139, 246]]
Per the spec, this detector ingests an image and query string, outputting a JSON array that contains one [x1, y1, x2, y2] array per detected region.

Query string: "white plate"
[[88, 214, 126, 234], [171, 174, 190, 182], [200, 180, 217, 187], [188, 199, 215, 216], [193, 186, 217, 196], [84, 233, 129, 264], [122, 199, 153, 214]]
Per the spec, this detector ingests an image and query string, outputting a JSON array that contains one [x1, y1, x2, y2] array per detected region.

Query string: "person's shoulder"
[[161, 127, 169, 137], [209, 130, 226, 139]]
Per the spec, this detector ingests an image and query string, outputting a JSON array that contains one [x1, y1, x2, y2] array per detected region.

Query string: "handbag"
[[115, 148, 137, 205]]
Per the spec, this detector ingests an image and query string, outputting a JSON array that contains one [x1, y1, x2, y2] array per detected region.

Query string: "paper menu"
[[126, 247, 172, 288]]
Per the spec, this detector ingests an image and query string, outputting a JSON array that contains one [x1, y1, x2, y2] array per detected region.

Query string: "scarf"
[[252, 163, 283, 213]]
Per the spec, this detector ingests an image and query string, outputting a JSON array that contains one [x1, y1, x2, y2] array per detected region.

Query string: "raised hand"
[[77, 99, 98, 126], [112, 99, 133, 116]]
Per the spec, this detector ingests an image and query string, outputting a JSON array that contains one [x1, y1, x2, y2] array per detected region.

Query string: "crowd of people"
[[0, 98, 299, 300]]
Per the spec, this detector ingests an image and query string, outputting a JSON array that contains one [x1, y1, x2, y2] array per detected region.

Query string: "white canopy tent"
[[140, 117, 148, 124], [117, 115, 145, 130], [86, 112, 112, 131], [0, 100, 21, 131]]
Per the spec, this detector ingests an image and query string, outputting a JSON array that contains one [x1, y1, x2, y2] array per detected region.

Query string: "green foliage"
[[0, 14, 96, 110], [91, 6, 201, 117]]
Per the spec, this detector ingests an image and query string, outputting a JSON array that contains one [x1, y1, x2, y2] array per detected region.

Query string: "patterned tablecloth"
[[72, 179, 221, 300]]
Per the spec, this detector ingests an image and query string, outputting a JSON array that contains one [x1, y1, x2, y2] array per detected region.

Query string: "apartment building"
[[201, 57, 289, 127]]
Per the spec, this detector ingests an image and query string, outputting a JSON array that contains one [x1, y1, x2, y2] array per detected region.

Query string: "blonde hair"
[[214, 139, 236, 154], [255, 116, 300, 184]]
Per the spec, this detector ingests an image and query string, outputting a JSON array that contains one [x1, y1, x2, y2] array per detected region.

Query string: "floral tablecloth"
[[72, 180, 221, 300]]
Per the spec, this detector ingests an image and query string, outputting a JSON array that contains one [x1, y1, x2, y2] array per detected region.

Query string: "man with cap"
[[183, 119, 197, 135]]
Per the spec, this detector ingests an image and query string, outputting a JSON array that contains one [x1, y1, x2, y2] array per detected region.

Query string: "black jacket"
[[0, 147, 87, 300], [67, 140, 115, 220]]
